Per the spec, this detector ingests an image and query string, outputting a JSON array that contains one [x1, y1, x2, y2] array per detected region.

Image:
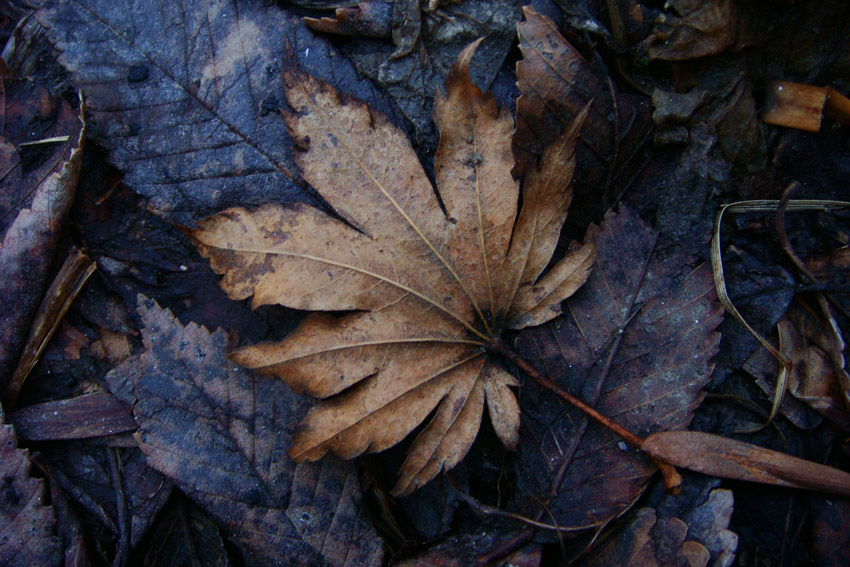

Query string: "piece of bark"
[[9, 393, 136, 441]]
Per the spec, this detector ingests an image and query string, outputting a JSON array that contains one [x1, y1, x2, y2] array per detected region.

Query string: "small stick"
[[488, 336, 682, 493], [489, 336, 644, 448]]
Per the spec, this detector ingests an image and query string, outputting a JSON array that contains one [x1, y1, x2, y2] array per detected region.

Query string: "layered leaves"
[[32, 0, 397, 224], [189, 43, 594, 494], [513, 207, 722, 529], [108, 297, 383, 566], [0, 408, 62, 566]]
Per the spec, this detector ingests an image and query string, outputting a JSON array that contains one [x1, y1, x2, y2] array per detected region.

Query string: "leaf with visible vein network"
[[189, 41, 594, 495]]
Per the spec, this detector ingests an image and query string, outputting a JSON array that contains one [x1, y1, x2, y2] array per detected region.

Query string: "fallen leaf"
[[579, 508, 710, 567], [645, 0, 742, 61], [513, 206, 722, 529], [809, 497, 850, 567], [304, 2, 394, 39], [396, 529, 541, 567], [39, 440, 173, 556], [315, 0, 521, 151], [9, 393, 136, 441], [109, 297, 384, 566], [189, 42, 594, 495], [642, 431, 850, 498], [778, 304, 850, 431], [514, 7, 653, 230], [0, 109, 84, 393], [0, 407, 63, 567], [142, 496, 233, 567], [33, 0, 397, 224], [648, 483, 737, 567]]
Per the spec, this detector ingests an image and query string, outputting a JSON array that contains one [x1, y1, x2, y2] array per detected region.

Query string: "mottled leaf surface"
[[110, 297, 383, 566], [0, 408, 62, 567], [580, 486, 735, 567], [189, 44, 593, 495], [33, 0, 398, 224], [514, 206, 722, 529], [579, 508, 710, 567]]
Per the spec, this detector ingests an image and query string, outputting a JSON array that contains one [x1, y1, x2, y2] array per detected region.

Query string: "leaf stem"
[[488, 336, 645, 449], [489, 336, 683, 498]]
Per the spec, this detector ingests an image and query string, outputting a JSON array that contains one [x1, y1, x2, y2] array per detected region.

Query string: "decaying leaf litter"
[[1, 3, 841, 564]]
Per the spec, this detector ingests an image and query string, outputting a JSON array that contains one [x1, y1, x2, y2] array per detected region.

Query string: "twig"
[[489, 336, 645, 448], [489, 337, 682, 491]]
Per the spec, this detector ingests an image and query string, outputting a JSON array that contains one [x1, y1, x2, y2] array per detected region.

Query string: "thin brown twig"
[[489, 336, 645, 448]]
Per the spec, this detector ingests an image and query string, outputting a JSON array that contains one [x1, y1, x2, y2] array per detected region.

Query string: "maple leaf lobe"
[[189, 41, 593, 495]]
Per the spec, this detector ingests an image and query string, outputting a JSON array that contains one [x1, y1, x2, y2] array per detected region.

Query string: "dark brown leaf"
[[316, 0, 520, 151], [9, 393, 136, 441], [645, 0, 742, 61], [0, 115, 84, 392], [40, 441, 173, 556], [810, 497, 850, 567], [513, 206, 722, 529], [5, 247, 96, 405], [111, 296, 384, 566], [32, 0, 397, 224], [514, 6, 652, 229], [642, 431, 850, 498], [778, 304, 850, 431], [0, 407, 62, 567], [304, 2, 394, 39], [647, 483, 737, 567], [578, 508, 710, 567], [142, 496, 234, 567], [396, 529, 540, 567]]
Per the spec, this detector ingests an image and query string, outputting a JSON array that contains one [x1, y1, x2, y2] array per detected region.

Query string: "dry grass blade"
[[6, 247, 95, 407], [711, 199, 850, 430]]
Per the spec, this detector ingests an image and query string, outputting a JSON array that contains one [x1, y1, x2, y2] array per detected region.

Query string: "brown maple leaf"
[[188, 41, 594, 495]]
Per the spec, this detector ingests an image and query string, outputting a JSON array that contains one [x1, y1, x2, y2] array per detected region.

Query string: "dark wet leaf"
[[645, 0, 742, 61], [647, 478, 738, 567], [304, 2, 394, 39], [9, 393, 136, 441], [711, 245, 795, 385], [651, 63, 764, 175], [0, 82, 80, 235], [810, 497, 850, 567], [121, 449, 174, 548], [578, 508, 710, 567], [0, 407, 62, 567], [513, 206, 722, 530], [33, 0, 396, 224], [329, 0, 520, 151], [41, 441, 173, 557], [109, 297, 383, 566], [777, 304, 850, 431], [0, 117, 84, 393], [396, 529, 540, 567], [514, 7, 653, 232], [142, 496, 233, 567], [40, 462, 88, 567]]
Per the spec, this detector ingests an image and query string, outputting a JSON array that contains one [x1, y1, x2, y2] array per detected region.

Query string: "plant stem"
[[489, 336, 645, 449], [488, 336, 682, 494]]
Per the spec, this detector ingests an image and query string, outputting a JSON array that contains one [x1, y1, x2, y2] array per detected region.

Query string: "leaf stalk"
[[488, 336, 682, 494]]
